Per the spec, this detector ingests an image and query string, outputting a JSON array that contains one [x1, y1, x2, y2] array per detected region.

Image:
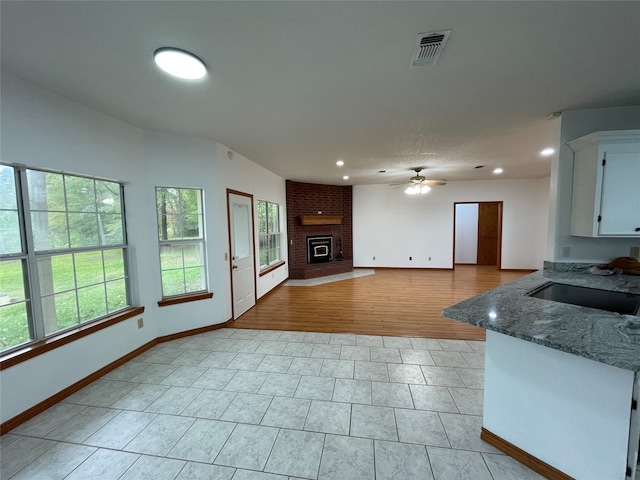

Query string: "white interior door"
[[228, 192, 256, 319]]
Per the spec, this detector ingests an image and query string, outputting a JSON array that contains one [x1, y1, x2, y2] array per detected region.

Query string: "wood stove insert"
[[307, 236, 332, 264]]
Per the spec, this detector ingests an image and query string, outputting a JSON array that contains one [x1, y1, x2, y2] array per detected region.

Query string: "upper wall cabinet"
[[568, 130, 640, 237]]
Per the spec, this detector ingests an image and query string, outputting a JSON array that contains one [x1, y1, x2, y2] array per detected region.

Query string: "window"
[[155, 187, 207, 298], [258, 200, 282, 270], [0, 165, 130, 354]]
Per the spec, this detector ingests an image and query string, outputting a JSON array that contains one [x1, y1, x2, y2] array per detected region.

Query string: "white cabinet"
[[568, 130, 640, 237]]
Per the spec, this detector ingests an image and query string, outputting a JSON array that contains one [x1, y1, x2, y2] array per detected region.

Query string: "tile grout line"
[[6, 330, 533, 480]]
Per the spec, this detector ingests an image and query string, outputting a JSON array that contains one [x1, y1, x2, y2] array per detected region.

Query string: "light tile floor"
[[2, 328, 547, 480]]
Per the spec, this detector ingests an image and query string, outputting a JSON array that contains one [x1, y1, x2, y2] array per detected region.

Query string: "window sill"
[[0, 306, 145, 371], [157, 291, 214, 307], [259, 261, 286, 277]]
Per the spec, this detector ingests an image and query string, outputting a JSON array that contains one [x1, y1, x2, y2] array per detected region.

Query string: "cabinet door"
[[599, 151, 640, 236]]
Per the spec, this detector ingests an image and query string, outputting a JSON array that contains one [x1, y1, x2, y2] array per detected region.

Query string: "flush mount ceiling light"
[[342, 175, 349, 180], [493, 168, 504, 174], [540, 148, 555, 157], [336, 160, 345, 166], [154, 47, 207, 80]]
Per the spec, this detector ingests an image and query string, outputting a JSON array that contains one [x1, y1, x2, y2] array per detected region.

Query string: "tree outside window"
[[155, 187, 207, 297], [258, 200, 282, 270]]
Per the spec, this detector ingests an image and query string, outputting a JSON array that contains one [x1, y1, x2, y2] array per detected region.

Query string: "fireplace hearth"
[[307, 236, 332, 264]]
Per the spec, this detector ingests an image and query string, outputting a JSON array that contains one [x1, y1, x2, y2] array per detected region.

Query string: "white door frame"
[[226, 189, 257, 319]]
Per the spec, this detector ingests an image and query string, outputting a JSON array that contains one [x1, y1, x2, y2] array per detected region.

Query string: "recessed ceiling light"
[[342, 175, 349, 180], [336, 160, 345, 166], [154, 47, 207, 80], [493, 168, 503, 174], [540, 148, 555, 157]]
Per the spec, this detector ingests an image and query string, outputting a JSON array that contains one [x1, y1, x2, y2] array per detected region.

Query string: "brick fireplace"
[[286, 180, 353, 279]]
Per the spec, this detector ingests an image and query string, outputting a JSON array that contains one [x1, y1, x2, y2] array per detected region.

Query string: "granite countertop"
[[442, 262, 640, 372]]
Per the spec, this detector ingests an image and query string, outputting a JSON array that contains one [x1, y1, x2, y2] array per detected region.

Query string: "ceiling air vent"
[[411, 29, 452, 67]]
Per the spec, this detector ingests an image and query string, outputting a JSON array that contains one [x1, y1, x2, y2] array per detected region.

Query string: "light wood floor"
[[231, 266, 533, 341]]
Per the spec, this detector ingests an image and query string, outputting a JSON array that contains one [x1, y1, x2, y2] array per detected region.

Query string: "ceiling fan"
[[395, 168, 447, 195]]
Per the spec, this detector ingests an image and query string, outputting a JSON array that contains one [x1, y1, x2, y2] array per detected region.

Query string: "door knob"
[[232, 265, 238, 269]]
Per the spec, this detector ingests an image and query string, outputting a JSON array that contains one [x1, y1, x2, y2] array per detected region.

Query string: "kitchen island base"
[[484, 331, 638, 480]]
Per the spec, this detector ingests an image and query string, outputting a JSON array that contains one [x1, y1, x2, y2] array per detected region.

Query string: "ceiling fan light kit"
[[405, 184, 431, 195], [401, 168, 445, 195]]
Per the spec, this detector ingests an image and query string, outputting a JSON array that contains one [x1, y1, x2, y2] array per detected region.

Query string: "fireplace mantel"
[[298, 215, 342, 225]]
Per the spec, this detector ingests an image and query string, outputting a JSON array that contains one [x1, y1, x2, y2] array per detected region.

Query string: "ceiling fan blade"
[[425, 179, 447, 186]]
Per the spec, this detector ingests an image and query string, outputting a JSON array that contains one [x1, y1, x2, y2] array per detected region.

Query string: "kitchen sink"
[[528, 282, 640, 316]]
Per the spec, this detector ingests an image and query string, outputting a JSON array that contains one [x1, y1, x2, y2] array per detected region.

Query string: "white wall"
[[215, 144, 289, 299], [0, 73, 153, 424], [454, 204, 479, 264], [353, 177, 549, 270], [140, 131, 231, 337], [0, 74, 287, 423], [549, 106, 640, 262]]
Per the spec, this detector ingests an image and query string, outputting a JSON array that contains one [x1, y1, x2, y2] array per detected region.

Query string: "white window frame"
[[258, 200, 283, 271], [0, 164, 131, 354], [155, 186, 208, 299]]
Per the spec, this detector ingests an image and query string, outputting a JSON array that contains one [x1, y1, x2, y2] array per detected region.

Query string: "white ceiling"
[[2, 1, 639, 186]]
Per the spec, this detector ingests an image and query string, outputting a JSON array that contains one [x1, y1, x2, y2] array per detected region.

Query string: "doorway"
[[227, 189, 256, 319], [453, 202, 503, 269]]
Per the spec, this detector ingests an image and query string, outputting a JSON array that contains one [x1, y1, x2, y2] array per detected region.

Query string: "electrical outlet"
[[137, 318, 144, 329], [631, 246, 640, 259], [409, 256, 412, 261], [373, 256, 376, 261], [562, 246, 571, 258], [428, 256, 432, 261]]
